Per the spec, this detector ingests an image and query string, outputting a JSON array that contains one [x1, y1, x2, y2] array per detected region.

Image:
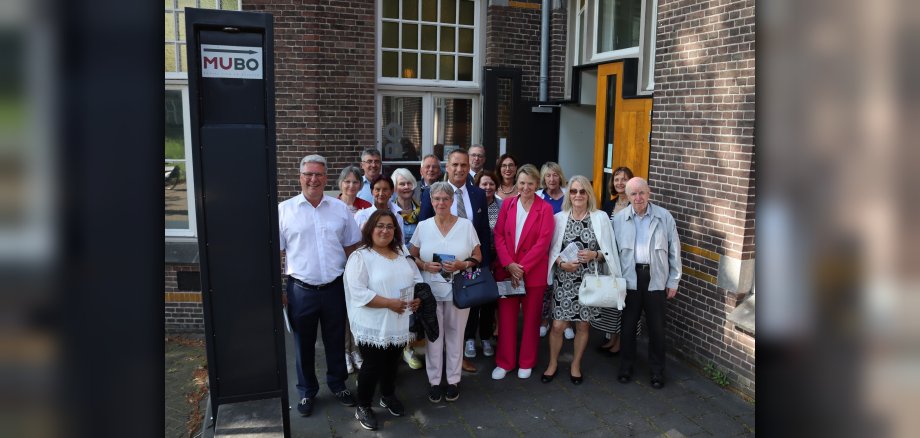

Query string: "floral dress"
[[551, 214, 602, 322]]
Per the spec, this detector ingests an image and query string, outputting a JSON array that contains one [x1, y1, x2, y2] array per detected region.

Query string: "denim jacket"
[[612, 203, 682, 291]]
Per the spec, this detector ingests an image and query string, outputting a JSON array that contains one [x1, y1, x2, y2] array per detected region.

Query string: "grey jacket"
[[612, 203, 682, 291]]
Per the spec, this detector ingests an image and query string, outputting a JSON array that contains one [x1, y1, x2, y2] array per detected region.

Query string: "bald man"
[[611, 177, 682, 389]]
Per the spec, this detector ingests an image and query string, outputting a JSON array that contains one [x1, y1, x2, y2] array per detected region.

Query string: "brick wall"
[[486, 1, 567, 102], [652, 0, 756, 397], [165, 263, 204, 332], [244, 0, 377, 199]]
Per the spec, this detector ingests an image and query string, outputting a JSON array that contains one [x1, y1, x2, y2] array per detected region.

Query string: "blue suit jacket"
[[418, 182, 492, 267]]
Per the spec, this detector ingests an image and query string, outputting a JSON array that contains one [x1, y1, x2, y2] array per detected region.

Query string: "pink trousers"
[[425, 301, 470, 386], [495, 286, 544, 370]]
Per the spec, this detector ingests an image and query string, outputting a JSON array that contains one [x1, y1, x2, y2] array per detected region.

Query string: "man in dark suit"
[[418, 148, 493, 372]]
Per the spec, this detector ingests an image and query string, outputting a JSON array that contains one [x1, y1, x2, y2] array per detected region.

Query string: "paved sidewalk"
[[284, 327, 754, 437]]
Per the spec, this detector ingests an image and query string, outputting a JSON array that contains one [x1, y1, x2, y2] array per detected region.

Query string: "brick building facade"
[[165, 0, 756, 398]]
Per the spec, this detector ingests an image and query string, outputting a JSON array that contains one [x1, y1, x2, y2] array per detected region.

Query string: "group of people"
[[278, 147, 682, 431]]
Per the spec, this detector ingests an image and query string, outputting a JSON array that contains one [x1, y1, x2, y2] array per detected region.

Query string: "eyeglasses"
[[301, 172, 325, 179], [500, 163, 516, 169], [362, 160, 382, 165], [569, 188, 588, 195], [374, 223, 396, 231], [469, 153, 485, 158]]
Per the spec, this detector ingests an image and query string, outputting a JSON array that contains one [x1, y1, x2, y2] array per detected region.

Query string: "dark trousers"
[[356, 344, 403, 407], [619, 267, 667, 377], [464, 300, 497, 341], [287, 277, 348, 399]]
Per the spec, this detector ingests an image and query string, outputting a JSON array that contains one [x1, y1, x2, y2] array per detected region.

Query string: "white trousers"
[[425, 301, 470, 386]]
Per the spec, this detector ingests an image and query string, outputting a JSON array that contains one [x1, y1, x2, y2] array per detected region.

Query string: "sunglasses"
[[568, 188, 587, 195]]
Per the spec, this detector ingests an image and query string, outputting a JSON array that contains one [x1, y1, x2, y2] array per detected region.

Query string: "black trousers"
[[356, 344, 403, 407], [464, 300, 497, 341], [288, 277, 348, 399], [618, 266, 667, 377]]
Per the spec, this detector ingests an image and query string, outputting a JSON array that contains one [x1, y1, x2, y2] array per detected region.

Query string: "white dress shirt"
[[278, 194, 361, 285], [633, 208, 653, 264], [448, 181, 473, 219]]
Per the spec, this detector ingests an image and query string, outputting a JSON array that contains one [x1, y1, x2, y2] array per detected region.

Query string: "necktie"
[[455, 188, 467, 219]]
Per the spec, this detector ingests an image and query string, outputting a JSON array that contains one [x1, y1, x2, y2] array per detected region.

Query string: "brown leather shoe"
[[462, 358, 478, 373]]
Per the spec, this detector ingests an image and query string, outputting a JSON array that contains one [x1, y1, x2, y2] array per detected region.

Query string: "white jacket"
[[546, 210, 622, 285]]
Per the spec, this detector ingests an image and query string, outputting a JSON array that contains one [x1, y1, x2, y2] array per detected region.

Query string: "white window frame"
[[376, 0, 482, 90], [638, 0, 658, 92], [164, 85, 198, 238], [590, 0, 642, 62]]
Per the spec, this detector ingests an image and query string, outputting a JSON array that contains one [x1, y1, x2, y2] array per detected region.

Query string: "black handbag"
[[452, 267, 499, 309]]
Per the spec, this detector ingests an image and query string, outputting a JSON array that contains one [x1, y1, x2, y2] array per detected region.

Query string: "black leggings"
[[464, 300, 497, 341], [356, 344, 403, 407]]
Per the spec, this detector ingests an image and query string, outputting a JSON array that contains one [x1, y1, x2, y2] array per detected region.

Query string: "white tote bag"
[[577, 261, 627, 310]]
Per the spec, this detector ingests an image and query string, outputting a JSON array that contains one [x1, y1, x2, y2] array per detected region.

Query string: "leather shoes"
[[570, 373, 583, 385], [650, 375, 665, 389], [462, 358, 478, 373], [540, 370, 558, 383], [617, 374, 631, 384]]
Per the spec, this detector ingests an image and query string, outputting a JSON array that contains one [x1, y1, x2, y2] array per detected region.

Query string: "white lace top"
[[343, 247, 424, 348]]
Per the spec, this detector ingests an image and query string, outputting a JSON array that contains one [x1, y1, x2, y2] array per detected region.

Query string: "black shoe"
[[379, 395, 405, 416], [596, 343, 614, 353], [354, 406, 378, 430], [650, 375, 665, 389], [604, 349, 621, 357], [570, 373, 584, 385], [296, 397, 314, 417], [427, 385, 443, 403], [444, 384, 460, 402], [334, 389, 357, 407], [540, 370, 558, 383], [617, 374, 631, 384]]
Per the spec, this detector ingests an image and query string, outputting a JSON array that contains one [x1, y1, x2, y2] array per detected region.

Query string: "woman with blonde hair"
[[542, 175, 621, 384]]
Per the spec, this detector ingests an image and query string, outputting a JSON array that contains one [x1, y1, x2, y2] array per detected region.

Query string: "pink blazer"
[[492, 195, 555, 287]]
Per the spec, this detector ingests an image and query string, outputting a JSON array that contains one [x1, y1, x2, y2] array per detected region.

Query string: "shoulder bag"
[[452, 266, 500, 309], [578, 261, 627, 310]]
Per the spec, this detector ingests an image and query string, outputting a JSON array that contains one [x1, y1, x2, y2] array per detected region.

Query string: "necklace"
[[499, 183, 515, 194], [572, 209, 589, 221]]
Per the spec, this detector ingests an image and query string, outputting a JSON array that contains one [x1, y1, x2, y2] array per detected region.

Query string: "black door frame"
[[482, 67, 522, 170]]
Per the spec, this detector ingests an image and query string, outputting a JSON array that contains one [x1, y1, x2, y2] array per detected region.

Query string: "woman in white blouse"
[[409, 182, 483, 404], [344, 210, 422, 430]]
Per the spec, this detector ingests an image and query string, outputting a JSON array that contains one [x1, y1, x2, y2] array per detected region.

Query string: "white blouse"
[[409, 217, 480, 301], [344, 248, 423, 348]]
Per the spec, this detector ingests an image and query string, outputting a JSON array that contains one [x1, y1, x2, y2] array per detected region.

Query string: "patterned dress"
[[551, 214, 602, 322]]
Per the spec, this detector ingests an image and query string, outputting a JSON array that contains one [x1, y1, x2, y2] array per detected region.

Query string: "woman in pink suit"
[[490, 164, 556, 380]]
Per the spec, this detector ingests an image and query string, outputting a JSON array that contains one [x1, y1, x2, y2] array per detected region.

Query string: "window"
[[164, 0, 240, 237], [379, 0, 480, 86]]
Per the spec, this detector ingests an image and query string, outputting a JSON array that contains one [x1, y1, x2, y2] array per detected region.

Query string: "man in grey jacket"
[[612, 177, 682, 389]]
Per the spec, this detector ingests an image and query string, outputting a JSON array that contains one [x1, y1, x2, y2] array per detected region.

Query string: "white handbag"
[[578, 261, 627, 310]]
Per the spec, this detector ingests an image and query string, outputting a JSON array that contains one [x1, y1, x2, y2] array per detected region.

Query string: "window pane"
[[401, 52, 418, 78], [382, 51, 399, 77], [457, 56, 472, 81], [421, 0, 437, 22], [165, 12, 175, 41], [421, 25, 437, 50], [165, 44, 177, 72], [597, 0, 641, 52], [180, 44, 187, 72], [433, 97, 472, 158], [440, 0, 456, 23], [381, 96, 423, 161], [165, 0, 175, 9], [220, 0, 239, 10], [178, 12, 186, 41], [440, 27, 455, 52], [165, 90, 189, 230], [458, 28, 473, 53], [420, 54, 437, 79], [402, 23, 418, 50], [382, 0, 399, 19], [403, 0, 419, 20], [200, 0, 217, 9], [459, 0, 474, 26], [439, 55, 454, 80], [382, 22, 399, 48], [178, 0, 195, 9]]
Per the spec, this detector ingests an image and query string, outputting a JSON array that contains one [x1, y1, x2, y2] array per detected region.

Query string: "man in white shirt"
[[356, 148, 382, 204], [279, 155, 362, 416], [468, 144, 486, 181], [612, 177, 682, 389]]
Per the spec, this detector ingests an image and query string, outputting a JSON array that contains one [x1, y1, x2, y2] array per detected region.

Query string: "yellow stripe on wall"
[[165, 292, 202, 303], [681, 243, 721, 262], [508, 1, 541, 10], [683, 267, 717, 285]]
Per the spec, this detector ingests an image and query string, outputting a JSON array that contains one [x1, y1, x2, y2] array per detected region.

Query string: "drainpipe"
[[539, 0, 550, 102]]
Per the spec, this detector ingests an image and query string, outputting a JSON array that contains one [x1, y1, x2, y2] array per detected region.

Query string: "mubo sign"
[[201, 44, 263, 79]]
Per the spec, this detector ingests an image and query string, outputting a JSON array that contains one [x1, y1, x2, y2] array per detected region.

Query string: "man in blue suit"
[[418, 148, 493, 372]]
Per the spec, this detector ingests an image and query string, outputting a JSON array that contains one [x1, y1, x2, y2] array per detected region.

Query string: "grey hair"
[[428, 181, 454, 200], [361, 148, 381, 159], [390, 168, 417, 190], [561, 175, 597, 213], [337, 165, 364, 188], [300, 154, 327, 171]]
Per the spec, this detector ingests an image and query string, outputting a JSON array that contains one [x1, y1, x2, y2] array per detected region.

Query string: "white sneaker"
[[517, 368, 532, 379], [464, 339, 476, 358], [403, 347, 423, 370], [564, 327, 575, 339], [352, 350, 364, 370], [491, 367, 508, 380], [345, 353, 355, 374], [539, 325, 549, 337], [481, 340, 494, 357]]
